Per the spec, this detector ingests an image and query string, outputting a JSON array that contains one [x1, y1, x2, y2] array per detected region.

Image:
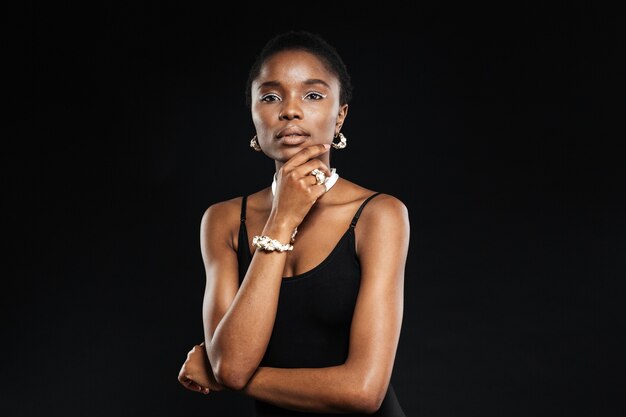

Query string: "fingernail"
[[324, 144, 330, 149]]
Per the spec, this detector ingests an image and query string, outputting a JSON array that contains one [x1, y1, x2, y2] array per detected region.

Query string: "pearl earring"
[[332, 132, 347, 149], [250, 135, 262, 151]]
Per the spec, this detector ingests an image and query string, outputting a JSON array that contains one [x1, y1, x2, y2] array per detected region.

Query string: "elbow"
[[212, 360, 252, 391], [350, 384, 386, 414]]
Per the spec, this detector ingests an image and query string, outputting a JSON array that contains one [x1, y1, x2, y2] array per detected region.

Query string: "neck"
[[274, 157, 332, 174], [271, 167, 339, 196]]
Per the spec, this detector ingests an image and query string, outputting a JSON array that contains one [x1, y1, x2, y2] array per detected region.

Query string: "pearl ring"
[[310, 169, 326, 185]]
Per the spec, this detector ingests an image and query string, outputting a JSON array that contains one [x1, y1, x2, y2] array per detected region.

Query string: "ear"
[[335, 104, 349, 132]]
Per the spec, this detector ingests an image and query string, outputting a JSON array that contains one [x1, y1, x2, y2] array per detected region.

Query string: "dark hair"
[[245, 30, 353, 108]]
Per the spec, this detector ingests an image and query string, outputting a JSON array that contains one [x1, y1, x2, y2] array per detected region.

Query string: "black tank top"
[[237, 192, 407, 417]]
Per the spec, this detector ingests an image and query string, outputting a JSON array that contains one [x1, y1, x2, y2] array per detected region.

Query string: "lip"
[[276, 126, 310, 145], [279, 135, 308, 145]]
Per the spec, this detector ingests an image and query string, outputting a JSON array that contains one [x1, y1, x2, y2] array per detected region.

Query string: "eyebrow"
[[257, 78, 332, 90]]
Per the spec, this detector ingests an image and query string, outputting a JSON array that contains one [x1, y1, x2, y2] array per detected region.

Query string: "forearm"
[[207, 253, 283, 386], [207, 222, 295, 388], [241, 365, 377, 414]]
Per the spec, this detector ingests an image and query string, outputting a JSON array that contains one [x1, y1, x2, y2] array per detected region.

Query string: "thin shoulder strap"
[[350, 192, 383, 228], [240, 195, 248, 222], [237, 195, 251, 283]]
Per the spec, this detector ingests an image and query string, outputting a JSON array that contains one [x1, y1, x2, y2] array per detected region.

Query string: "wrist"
[[262, 217, 299, 244], [252, 235, 293, 252]]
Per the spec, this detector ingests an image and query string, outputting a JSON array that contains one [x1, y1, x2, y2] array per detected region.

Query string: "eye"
[[260, 93, 281, 103], [303, 91, 326, 100]]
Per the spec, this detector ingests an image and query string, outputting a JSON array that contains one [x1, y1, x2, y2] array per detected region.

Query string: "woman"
[[178, 30, 410, 416]]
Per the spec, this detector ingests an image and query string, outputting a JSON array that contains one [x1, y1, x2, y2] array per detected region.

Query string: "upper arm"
[[345, 195, 410, 397], [200, 200, 242, 343]]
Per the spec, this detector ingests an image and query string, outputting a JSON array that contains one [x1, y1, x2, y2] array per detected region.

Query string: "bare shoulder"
[[200, 196, 245, 241], [201, 196, 242, 223], [361, 193, 409, 224], [355, 193, 410, 240]]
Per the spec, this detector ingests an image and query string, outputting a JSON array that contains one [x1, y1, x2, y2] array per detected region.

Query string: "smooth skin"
[[178, 50, 410, 414]]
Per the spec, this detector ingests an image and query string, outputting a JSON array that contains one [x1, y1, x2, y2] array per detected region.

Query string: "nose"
[[279, 96, 302, 120]]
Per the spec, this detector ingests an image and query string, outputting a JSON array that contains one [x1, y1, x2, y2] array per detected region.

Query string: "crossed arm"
[[178, 195, 410, 414]]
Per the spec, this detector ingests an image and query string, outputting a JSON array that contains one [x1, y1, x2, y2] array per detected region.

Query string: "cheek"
[[315, 102, 340, 124], [251, 111, 262, 129], [251, 107, 271, 130], [315, 109, 339, 130], [252, 106, 276, 126]]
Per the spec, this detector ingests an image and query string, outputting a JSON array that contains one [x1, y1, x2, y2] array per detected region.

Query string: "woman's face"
[[251, 50, 348, 163]]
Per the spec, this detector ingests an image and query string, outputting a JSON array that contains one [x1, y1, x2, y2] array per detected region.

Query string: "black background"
[[5, 2, 625, 417]]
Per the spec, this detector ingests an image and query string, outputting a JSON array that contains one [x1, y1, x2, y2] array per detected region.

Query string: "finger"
[[180, 376, 194, 390], [189, 380, 210, 394], [283, 144, 330, 170], [314, 182, 330, 197], [294, 159, 331, 179], [305, 178, 332, 199], [180, 374, 207, 393], [178, 368, 190, 384]]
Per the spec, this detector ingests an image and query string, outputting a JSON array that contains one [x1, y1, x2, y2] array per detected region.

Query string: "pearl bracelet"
[[252, 235, 294, 252]]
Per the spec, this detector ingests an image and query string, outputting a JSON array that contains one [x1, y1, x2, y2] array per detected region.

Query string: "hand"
[[178, 342, 224, 394], [272, 144, 332, 229]]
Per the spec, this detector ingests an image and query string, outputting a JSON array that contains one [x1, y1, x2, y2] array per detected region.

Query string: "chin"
[[272, 147, 302, 162]]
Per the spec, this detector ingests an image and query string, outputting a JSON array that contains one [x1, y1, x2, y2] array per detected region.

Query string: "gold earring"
[[332, 132, 347, 149], [250, 135, 262, 151]]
